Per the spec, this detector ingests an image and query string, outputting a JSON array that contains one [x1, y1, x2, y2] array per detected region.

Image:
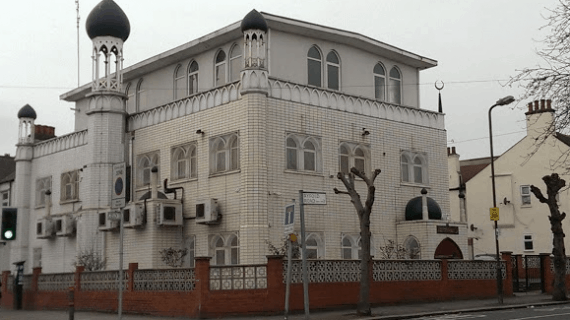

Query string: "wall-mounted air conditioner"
[[123, 203, 145, 228], [36, 218, 55, 239], [157, 202, 183, 226], [54, 215, 75, 237], [98, 211, 119, 231], [195, 199, 220, 225]]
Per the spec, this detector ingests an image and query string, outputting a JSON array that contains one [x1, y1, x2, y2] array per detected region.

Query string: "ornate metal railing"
[[448, 261, 506, 280], [283, 260, 360, 283], [373, 260, 442, 282], [133, 269, 195, 291], [38, 273, 74, 291], [81, 271, 126, 291], [210, 265, 267, 290], [523, 255, 541, 268]]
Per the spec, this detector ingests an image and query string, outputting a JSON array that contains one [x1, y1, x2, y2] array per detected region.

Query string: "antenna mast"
[[76, 0, 80, 86]]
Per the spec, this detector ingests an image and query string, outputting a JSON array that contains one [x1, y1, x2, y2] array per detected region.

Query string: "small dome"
[[18, 104, 37, 119], [405, 196, 442, 221], [241, 9, 268, 32], [86, 0, 131, 41]]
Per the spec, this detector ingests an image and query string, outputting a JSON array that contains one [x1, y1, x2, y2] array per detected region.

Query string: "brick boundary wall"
[[5, 252, 568, 318]]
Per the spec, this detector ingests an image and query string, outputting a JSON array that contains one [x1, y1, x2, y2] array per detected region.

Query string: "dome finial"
[[18, 104, 37, 119], [86, 0, 131, 41], [241, 9, 268, 32]]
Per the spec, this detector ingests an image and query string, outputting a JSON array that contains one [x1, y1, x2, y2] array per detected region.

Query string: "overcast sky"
[[0, 0, 560, 160]]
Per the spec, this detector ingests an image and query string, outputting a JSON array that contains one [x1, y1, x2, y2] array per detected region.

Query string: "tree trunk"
[[357, 210, 371, 315]]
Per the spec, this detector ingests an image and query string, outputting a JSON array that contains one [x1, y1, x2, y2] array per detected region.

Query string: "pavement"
[[1, 291, 569, 320]]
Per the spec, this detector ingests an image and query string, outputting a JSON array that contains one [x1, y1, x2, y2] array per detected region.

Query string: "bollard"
[[68, 286, 75, 320]]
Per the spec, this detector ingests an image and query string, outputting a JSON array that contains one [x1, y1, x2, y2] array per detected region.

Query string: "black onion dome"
[[18, 104, 37, 119], [86, 0, 131, 41], [241, 9, 268, 32], [405, 196, 442, 221]]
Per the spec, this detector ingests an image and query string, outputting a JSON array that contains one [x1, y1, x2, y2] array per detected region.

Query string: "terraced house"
[[3, 0, 467, 275]]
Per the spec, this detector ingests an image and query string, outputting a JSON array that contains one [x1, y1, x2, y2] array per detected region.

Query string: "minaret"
[[11, 104, 37, 264], [80, 0, 130, 250], [239, 10, 270, 263]]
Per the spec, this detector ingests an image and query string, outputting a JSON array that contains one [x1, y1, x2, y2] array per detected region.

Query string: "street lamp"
[[488, 95, 515, 305]]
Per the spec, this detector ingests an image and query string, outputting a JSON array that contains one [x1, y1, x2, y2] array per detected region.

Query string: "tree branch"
[[530, 185, 548, 203]]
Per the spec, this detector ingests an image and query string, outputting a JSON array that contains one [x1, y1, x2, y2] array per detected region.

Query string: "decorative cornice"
[[33, 130, 88, 158]]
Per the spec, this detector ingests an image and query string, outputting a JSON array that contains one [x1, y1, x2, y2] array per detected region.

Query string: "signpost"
[[298, 191, 326, 320], [111, 162, 126, 320]]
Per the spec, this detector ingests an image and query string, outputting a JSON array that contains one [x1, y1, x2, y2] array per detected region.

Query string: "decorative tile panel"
[[523, 256, 541, 268], [373, 260, 441, 282], [38, 273, 74, 291], [447, 261, 506, 280], [283, 260, 361, 284], [134, 269, 195, 291], [210, 265, 267, 290], [81, 271, 126, 291], [7, 275, 13, 291]]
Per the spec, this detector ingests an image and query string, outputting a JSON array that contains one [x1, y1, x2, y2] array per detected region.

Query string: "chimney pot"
[[547, 99, 552, 110], [540, 99, 546, 110], [534, 100, 539, 111], [452, 146, 456, 154], [527, 102, 533, 113], [447, 147, 450, 155]]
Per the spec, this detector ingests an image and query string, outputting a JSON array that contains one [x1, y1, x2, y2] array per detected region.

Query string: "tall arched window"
[[210, 133, 240, 174], [401, 152, 427, 185], [211, 233, 239, 265], [326, 51, 340, 90], [339, 142, 370, 175], [404, 236, 421, 259], [171, 144, 197, 180], [125, 82, 135, 113], [285, 134, 321, 172], [173, 64, 185, 100], [60, 170, 79, 202], [188, 61, 199, 95], [341, 234, 362, 260], [339, 145, 350, 174], [303, 140, 316, 172], [373, 63, 386, 101], [229, 44, 242, 82], [214, 236, 225, 265], [389, 67, 401, 104], [305, 233, 322, 259], [307, 46, 322, 87], [215, 50, 227, 86], [137, 151, 159, 187], [136, 79, 145, 112], [286, 138, 298, 170]]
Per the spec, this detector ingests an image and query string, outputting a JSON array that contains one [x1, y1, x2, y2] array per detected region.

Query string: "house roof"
[[0, 155, 15, 183], [460, 162, 490, 184], [61, 11, 437, 102]]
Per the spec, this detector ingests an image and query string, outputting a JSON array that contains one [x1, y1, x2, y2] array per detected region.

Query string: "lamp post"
[[488, 95, 515, 305]]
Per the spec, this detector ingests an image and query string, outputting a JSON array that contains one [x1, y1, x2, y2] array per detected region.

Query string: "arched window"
[[174, 64, 185, 100], [210, 133, 240, 174], [36, 177, 52, 207], [286, 138, 298, 170], [305, 233, 323, 259], [341, 234, 362, 259], [389, 67, 401, 104], [339, 142, 370, 175], [307, 46, 322, 87], [215, 50, 227, 86], [137, 151, 159, 187], [285, 134, 321, 172], [404, 236, 421, 259], [125, 82, 135, 113], [401, 151, 427, 185], [211, 233, 239, 265], [229, 44, 242, 82], [373, 63, 386, 101], [171, 144, 197, 180], [60, 170, 79, 202], [188, 61, 199, 95], [136, 78, 145, 112], [326, 51, 340, 90]]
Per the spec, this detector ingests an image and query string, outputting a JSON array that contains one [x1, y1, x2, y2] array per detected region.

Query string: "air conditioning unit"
[[54, 215, 75, 237], [157, 202, 183, 226], [123, 203, 145, 228], [36, 218, 55, 239], [98, 211, 119, 231], [195, 199, 220, 225]]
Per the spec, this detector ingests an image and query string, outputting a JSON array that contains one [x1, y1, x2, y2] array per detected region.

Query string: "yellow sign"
[[490, 207, 499, 221]]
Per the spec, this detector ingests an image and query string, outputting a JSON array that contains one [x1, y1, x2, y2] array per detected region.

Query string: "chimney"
[[525, 99, 555, 139], [34, 125, 56, 141]]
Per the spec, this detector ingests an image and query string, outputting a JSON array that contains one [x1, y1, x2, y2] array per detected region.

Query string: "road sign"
[[302, 192, 326, 205], [284, 204, 294, 234], [490, 207, 499, 221], [112, 163, 126, 209]]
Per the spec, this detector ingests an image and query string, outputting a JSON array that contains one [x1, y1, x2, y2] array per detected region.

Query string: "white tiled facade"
[[3, 6, 466, 274]]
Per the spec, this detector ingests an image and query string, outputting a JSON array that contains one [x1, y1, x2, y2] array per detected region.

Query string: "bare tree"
[[508, 1, 570, 137], [73, 249, 106, 271], [334, 167, 381, 316], [530, 173, 567, 301]]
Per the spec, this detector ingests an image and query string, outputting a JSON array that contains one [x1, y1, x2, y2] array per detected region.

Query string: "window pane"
[[306, 238, 317, 246], [230, 58, 241, 82], [216, 250, 225, 265], [326, 51, 339, 64], [402, 163, 409, 182], [327, 65, 339, 90], [143, 169, 150, 185], [304, 141, 315, 150], [189, 61, 199, 73], [342, 248, 352, 259], [522, 195, 531, 205], [304, 151, 315, 171], [308, 59, 321, 87], [216, 64, 226, 86], [340, 155, 349, 174], [373, 63, 385, 75], [308, 47, 321, 59], [355, 158, 365, 173], [389, 67, 400, 79], [414, 166, 423, 183], [390, 79, 401, 104], [215, 238, 224, 247], [521, 186, 530, 194], [287, 148, 297, 170], [190, 157, 197, 177], [306, 249, 318, 259], [216, 51, 226, 63], [177, 160, 186, 179], [216, 151, 226, 172], [188, 73, 198, 94], [231, 147, 239, 170], [375, 76, 385, 101], [231, 248, 238, 265], [342, 237, 351, 246]]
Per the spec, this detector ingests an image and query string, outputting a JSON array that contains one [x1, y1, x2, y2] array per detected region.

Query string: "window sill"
[[400, 182, 430, 189], [59, 199, 80, 205], [209, 169, 241, 178], [521, 204, 532, 208], [284, 169, 324, 177], [35, 205, 47, 210], [135, 184, 161, 192], [170, 177, 198, 185]]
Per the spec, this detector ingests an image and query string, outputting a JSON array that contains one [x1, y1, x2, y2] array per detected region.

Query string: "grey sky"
[[0, 0, 559, 160]]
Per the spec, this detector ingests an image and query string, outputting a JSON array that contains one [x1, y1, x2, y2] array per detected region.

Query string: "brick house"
[[4, 0, 466, 275]]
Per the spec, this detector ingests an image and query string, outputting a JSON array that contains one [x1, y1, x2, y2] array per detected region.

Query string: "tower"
[[11, 104, 37, 263], [80, 0, 130, 252], [240, 9, 269, 94]]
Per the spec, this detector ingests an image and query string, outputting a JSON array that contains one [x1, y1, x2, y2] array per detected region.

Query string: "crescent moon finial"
[[435, 80, 444, 91]]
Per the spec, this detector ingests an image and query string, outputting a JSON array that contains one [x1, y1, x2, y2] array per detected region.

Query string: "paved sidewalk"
[[1, 291, 569, 320]]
